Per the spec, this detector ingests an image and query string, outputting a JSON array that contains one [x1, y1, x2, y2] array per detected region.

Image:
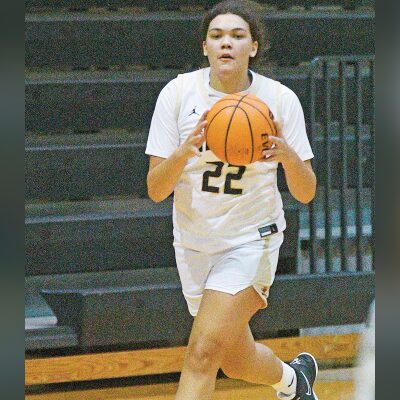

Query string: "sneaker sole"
[[297, 352, 319, 399]]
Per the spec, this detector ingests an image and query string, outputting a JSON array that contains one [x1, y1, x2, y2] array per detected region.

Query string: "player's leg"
[[174, 237, 318, 399], [220, 323, 319, 399], [220, 305, 319, 400], [211, 235, 318, 399], [220, 322, 284, 384], [174, 286, 263, 400]]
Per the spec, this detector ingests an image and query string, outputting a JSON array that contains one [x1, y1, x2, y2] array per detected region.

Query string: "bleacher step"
[[25, 8, 374, 69], [25, 293, 57, 330], [25, 66, 374, 133], [26, 326, 78, 351], [34, 269, 375, 348]]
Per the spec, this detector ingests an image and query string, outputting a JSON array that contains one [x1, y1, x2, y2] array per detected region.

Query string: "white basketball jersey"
[[146, 67, 314, 253]]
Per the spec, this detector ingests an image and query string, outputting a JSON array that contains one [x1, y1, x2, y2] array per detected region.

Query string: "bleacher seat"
[[25, 326, 78, 351], [25, 268, 374, 350], [25, 197, 300, 276], [25, 66, 374, 133], [26, 198, 175, 275], [25, 132, 149, 201], [25, 0, 374, 11], [25, 9, 374, 69], [25, 128, 373, 202]]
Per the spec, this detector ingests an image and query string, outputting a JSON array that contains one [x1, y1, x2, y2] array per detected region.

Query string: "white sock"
[[271, 361, 297, 400]]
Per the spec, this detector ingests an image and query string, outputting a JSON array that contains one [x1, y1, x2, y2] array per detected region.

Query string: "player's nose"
[[221, 35, 233, 48]]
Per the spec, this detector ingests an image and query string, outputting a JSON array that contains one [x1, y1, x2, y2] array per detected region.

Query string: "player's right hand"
[[177, 110, 209, 158]]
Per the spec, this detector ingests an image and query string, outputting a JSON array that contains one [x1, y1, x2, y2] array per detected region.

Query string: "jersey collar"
[[197, 67, 261, 107]]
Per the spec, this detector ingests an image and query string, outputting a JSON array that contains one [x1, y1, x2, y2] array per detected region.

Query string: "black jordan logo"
[[188, 106, 200, 116]]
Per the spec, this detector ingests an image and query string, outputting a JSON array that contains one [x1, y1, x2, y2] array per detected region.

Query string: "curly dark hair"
[[200, 0, 268, 68]]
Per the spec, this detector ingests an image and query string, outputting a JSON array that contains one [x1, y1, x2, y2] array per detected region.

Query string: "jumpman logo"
[[188, 106, 200, 116]]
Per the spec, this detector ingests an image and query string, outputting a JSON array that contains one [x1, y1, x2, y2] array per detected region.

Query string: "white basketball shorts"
[[174, 232, 284, 316]]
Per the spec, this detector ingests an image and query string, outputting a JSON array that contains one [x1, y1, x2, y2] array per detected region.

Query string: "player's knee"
[[186, 336, 224, 373], [220, 362, 244, 380]]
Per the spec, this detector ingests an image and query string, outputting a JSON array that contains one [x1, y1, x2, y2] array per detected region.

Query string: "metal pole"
[[323, 60, 333, 273], [338, 60, 349, 271], [309, 60, 318, 274], [354, 61, 364, 272]]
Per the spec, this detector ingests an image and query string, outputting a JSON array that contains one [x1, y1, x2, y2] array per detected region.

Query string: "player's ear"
[[250, 41, 258, 58], [203, 41, 208, 57]]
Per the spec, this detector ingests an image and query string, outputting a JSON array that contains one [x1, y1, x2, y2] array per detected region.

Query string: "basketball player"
[[146, 1, 318, 399]]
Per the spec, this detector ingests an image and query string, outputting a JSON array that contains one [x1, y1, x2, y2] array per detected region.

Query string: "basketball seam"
[[225, 93, 249, 164], [206, 105, 243, 157], [243, 102, 276, 135], [216, 99, 276, 135], [207, 105, 241, 129], [240, 108, 255, 164]]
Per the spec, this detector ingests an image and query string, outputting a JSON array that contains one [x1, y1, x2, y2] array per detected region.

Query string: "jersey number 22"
[[202, 162, 246, 195]]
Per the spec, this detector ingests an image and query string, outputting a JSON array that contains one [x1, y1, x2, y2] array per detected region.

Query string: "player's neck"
[[209, 69, 252, 94]]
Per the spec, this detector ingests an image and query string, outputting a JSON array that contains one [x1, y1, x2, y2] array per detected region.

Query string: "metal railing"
[[307, 55, 375, 274]]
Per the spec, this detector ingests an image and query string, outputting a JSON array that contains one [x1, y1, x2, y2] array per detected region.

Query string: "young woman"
[[146, 1, 318, 399]]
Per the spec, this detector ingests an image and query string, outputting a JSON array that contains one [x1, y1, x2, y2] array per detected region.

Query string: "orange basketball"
[[205, 93, 277, 166]]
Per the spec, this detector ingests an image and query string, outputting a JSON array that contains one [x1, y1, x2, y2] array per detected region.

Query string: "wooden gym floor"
[[26, 334, 360, 399], [26, 368, 356, 400]]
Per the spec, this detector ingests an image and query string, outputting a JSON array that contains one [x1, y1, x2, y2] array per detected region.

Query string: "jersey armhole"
[[276, 81, 283, 128], [174, 74, 184, 121]]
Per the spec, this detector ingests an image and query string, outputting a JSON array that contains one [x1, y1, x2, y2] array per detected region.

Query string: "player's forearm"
[[147, 150, 189, 203], [282, 157, 316, 204]]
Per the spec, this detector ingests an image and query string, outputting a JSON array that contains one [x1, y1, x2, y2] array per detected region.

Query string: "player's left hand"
[[259, 122, 299, 168]]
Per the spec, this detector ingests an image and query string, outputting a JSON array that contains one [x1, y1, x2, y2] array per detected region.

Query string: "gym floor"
[[26, 368, 357, 400]]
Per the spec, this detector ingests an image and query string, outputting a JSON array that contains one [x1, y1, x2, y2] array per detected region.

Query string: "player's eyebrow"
[[208, 28, 248, 32]]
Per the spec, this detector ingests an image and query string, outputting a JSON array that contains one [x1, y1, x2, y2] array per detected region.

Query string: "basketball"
[[205, 93, 277, 166]]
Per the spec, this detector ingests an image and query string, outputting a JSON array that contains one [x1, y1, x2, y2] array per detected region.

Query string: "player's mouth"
[[219, 53, 234, 61]]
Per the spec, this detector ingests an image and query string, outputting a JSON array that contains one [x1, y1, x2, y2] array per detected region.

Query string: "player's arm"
[[280, 157, 316, 204], [262, 127, 316, 204], [262, 90, 316, 204], [147, 112, 208, 203]]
